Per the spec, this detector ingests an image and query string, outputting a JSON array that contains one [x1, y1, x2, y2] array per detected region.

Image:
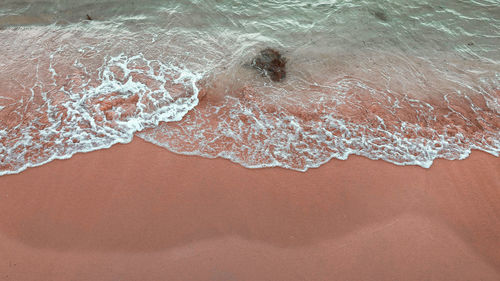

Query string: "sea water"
[[0, 0, 498, 175]]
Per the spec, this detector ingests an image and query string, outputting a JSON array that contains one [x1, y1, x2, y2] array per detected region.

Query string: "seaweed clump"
[[250, 48, 287, 82]]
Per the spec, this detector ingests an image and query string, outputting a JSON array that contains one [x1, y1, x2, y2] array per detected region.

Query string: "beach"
[[1, 0, 499, 280], [0, 138, 498, 280]]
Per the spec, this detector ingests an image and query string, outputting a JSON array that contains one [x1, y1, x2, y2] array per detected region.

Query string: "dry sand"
[[0, 137, 499, 281]]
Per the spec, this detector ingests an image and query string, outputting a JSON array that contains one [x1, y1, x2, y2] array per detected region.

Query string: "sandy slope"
[[0, 137, 499, 280]]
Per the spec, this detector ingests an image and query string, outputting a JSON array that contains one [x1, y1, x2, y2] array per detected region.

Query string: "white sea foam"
[[0, 49, 203, 176], [138, 77, 499, 171]]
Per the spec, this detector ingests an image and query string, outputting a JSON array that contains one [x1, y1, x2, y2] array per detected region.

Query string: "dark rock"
[[372, 10, 388, 22], [250, 48, 287, 82]]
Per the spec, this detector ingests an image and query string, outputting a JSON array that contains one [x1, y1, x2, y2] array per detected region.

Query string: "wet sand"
[[0, 137, 499, 281]]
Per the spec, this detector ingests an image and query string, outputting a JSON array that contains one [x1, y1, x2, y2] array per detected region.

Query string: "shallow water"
[[0, 0, 498, 175]]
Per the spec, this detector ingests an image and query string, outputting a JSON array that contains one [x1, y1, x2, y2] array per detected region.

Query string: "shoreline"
[[0, 137, 499, 280]]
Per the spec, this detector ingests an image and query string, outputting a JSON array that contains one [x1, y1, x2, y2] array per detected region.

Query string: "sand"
[[0, 137, 499, 281]]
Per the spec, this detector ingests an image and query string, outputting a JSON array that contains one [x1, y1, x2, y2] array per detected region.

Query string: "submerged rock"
[[371, 10, 388, 22], [250, 48, 287, 82]]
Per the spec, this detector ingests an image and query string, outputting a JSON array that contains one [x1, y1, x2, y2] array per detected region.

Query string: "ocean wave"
[[0, 0, 499, 175], [0, 32, 203, 175], [138, 75, 499, 171]]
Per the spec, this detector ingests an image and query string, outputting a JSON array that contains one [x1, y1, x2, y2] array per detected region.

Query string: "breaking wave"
[[0, 27, 204, 175]]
